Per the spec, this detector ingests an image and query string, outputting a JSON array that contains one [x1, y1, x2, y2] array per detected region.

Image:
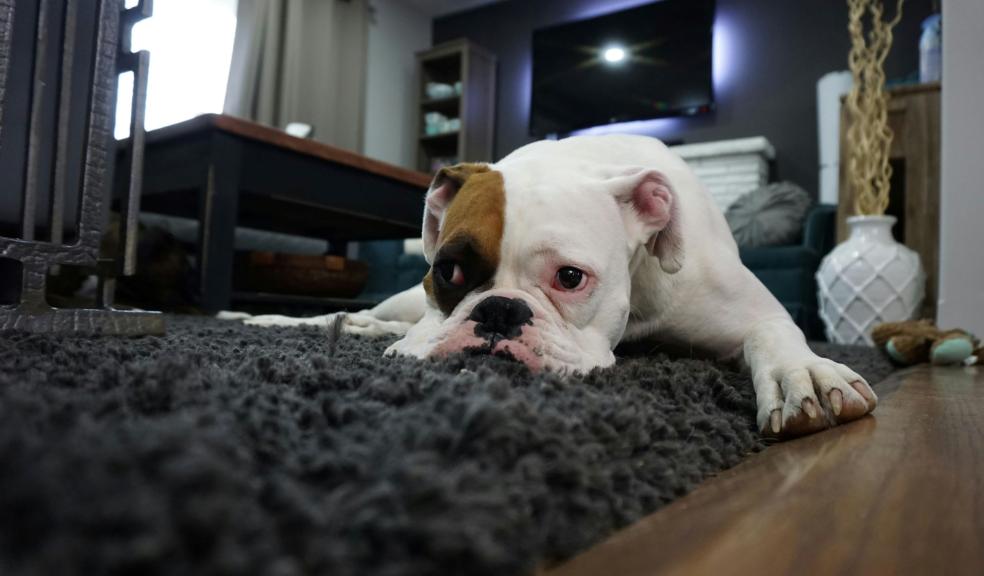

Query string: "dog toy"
[[871, 319, 981, 366]]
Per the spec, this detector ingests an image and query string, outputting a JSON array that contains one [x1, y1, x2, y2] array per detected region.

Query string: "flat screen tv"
[[530, 0, 715, 136]]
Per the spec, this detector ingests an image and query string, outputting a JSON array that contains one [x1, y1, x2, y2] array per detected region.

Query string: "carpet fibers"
[[0, 316, 893, 576]]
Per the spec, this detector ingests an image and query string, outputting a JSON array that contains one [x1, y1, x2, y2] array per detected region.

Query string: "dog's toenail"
[[830, 389, 843, 416], [770, 410, 781, 434], [802, 397, 818, 419]]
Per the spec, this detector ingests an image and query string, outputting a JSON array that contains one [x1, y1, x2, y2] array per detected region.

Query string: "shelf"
[[419, 131, 459, 144], [419, 52, 462, 84], [415, 39, 495, 177], [421, 96, 460, 106], [420, 96, 460, 115]]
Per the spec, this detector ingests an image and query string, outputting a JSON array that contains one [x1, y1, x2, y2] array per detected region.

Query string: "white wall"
[[363, 0, 432, 169], [937, 0, 984, 335]]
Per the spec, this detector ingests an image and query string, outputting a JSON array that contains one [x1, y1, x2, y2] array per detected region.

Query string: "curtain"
[[224, 0, 368, 152]]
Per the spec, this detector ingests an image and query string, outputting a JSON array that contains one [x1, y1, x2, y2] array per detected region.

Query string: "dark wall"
[[434, 0, 933, 194]]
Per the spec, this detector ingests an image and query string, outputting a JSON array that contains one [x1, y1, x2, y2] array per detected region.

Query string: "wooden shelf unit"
[[837, 82, 941, 318], [415, 39, 496, 173]]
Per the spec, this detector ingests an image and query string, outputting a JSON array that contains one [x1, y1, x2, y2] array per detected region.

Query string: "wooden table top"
[[143, 114, 433, 190], [548, 364, 984, 576]]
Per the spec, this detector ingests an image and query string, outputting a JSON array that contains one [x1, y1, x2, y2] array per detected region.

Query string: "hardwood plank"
[[548, 366, 984, 576]]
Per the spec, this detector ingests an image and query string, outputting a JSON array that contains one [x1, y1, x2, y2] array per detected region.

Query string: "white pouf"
[[816, 215, 925, 345], [671, 136, 774, 212]]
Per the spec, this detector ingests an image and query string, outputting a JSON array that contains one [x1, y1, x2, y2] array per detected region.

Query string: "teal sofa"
[[739, 204, 836, 341], [357, 241, 430, 304]]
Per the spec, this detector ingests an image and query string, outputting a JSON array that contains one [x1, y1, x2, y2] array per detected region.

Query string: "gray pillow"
[[725, 182, 813, 248]]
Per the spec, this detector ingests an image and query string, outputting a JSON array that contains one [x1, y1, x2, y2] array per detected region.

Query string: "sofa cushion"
[[725, 182, 812, 248]]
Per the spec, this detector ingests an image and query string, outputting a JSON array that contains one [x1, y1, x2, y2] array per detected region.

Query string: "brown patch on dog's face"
[[423, 169, 505, 316]]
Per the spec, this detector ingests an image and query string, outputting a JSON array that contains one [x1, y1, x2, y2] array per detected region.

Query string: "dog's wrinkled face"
[[386, 156, 681, 373]]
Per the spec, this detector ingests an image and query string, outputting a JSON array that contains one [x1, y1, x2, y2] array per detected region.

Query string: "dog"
[[242, 135, 877, 437]]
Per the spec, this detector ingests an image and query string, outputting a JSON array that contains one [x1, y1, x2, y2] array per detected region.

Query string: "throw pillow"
[[725, 182, 813, 248]]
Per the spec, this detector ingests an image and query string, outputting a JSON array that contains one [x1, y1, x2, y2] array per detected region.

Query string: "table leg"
[[197, 134, 242, 312], [326, 240, 349, 257]]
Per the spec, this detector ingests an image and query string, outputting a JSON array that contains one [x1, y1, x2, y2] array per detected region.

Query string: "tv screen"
[[530, 0, 715, 136]]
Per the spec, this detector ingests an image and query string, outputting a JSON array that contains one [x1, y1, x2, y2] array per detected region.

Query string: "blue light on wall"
[[711, 12, 737, 97], [571, 0, 657, 21], [571, 116, 685, 136]]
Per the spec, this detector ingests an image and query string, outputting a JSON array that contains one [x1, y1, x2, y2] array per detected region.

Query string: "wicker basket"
[[234, 251, 369, 298]]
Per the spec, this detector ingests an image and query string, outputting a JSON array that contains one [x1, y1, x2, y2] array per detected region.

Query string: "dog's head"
[[387, 144, 685, 373]]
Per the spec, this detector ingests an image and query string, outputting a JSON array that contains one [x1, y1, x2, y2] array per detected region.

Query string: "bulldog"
[[242, 135, 877, 436]]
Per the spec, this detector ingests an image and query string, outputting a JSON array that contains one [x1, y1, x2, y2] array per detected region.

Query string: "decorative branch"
[[845, 0, 904, 216]]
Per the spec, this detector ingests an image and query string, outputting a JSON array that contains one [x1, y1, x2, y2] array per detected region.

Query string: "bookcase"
[[415, 39, 496, 173]]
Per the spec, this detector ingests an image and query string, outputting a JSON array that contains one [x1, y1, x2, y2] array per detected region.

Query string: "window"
[[115, 0, 238, 139]]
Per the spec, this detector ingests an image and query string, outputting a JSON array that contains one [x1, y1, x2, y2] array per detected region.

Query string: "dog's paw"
[[753, 356, 878, 438], [216, 311, 253, 321], [243, 313, 338, 328], [341, 313, 414, 337], [238, 311, 413, 337]]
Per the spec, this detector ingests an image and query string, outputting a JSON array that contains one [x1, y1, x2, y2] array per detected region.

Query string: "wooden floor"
[[547, 365, 984, 576]]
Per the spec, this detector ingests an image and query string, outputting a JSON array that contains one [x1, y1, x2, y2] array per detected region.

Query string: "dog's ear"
[[423, 163, 490, 263], [615, 169, 684, 273]]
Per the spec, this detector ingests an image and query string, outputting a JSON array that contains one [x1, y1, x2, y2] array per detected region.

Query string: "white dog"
[[242, 135, 877, 436]]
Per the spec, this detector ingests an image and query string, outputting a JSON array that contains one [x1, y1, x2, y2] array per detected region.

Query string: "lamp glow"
[[603, 46, 627, 63]]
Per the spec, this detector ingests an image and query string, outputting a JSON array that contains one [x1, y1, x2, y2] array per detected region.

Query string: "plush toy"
[[871, 319, 982, 366]]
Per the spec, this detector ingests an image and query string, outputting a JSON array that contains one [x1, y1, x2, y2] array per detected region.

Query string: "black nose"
[[468, 296, 533, 341]]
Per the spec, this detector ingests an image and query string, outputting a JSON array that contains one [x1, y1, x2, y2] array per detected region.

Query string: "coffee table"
[[116, 114, 432, 312]]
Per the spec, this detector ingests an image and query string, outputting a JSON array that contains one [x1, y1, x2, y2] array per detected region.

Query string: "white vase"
[[816, 215, 925, 345]]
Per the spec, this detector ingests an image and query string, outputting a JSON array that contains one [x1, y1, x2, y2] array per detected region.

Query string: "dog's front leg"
[[743, 316, 878, 436], [237, 284, 427, 337]]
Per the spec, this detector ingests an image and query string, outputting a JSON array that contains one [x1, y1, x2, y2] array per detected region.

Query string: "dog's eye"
[[434, 261, 465, 286], [554, 266, 586, 291]]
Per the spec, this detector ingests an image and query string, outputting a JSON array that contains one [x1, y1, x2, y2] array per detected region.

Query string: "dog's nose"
[[468, 296, 533, 340]]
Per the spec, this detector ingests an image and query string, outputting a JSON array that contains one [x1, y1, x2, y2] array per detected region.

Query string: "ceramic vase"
[[816, 215, 925, 345]]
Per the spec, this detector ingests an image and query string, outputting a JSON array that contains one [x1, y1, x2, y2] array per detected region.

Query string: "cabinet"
[[416, 39, 496, 173]]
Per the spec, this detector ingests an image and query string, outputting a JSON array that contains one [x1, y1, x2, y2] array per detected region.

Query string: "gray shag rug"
[[0, 316, 893, 576]]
